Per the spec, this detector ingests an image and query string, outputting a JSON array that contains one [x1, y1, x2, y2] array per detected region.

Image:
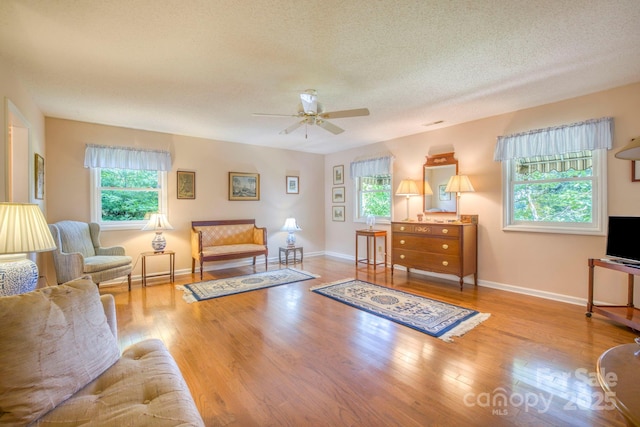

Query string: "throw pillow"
[[0, 278, 120, 425]]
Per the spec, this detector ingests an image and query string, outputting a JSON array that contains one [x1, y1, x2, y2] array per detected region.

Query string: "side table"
[[279, 246, 303, 264], [141, 250, 175, 287], [596, 343, 640, 426], [355, 229, 387, 268]]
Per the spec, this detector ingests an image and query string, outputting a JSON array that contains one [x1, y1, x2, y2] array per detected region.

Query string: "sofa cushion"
[[84, 255, 133, 273], [0, 279, 120, 425], [195, 223, 254, 246], [202, 243, 267, 257], [36, 339, 205, 426]]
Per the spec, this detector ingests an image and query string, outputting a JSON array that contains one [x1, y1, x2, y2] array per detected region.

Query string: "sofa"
[[191, 219, 268, 279], [49, 220, 133, 289], [0, 277, 204, 426]]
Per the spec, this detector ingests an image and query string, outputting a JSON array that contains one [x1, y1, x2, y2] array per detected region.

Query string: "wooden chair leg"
[[127, 273, 131, 291]]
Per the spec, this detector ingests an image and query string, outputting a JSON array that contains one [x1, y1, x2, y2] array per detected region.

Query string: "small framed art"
[[632, 161, 640, 182], [177, 171, 196, 199], [35, 153, 44, 200], [332, 206, 345, 222], [229, 172, 260, 201], [332, 187, 345, 203], [286, 176, 299, 194], [333, 165, 344, 185]]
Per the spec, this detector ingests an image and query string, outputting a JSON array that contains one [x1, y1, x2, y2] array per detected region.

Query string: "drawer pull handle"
[[442, 244, 448, 250], [400, 226, 405, 231], [442, 228, 449, 234], [400, 254, 405, 259], [442, 261, 448, 266], [400, 240, 405, 245]]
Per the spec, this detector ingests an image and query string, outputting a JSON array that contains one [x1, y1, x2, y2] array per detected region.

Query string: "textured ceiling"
[[1, 1, 640, 154]]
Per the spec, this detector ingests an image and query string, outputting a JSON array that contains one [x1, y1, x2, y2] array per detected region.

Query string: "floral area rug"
[[178, 268, 319, 303], [311, 279, 490, 342]]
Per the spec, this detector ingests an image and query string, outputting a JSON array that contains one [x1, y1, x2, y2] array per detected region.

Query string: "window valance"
[[349, 155, 393, 178], [493, 117, 613, 162], [84, 144, 172, 171]]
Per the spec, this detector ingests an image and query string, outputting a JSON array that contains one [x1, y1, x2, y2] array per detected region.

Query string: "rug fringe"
[[285, 267, 321, 278], [175, 285, 197, 303], [309, 278, 354, 291], [439, 313, 491, 342]]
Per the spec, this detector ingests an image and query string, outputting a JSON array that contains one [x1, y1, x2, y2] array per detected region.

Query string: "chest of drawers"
[[391, 221, 477, 290]]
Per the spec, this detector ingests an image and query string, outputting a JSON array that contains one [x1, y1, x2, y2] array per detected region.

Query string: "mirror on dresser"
[[423, 152, 458, 216]]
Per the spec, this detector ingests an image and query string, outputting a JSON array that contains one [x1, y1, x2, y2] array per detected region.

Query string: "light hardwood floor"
[[101, 256, 637, 427]]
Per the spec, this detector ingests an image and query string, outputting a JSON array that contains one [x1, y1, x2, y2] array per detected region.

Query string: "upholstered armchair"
[[48, 221, 133, 289]]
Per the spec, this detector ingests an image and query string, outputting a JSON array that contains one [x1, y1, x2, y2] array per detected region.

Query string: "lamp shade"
[[141, 213, 174, 231], [445, 175, 475, 193], [0, 203, 56, 254], [395, 179, 420, 196], [281, 218, 301, 232], [615, 137, 640, 160], [423, 181, 433, 196]]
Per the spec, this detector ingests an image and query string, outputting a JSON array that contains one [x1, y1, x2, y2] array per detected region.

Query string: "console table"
[[596, 343, 640, 426], [586, 258, 640, 330], [391, 222, 477, 290], [355, 229, 387, 268]]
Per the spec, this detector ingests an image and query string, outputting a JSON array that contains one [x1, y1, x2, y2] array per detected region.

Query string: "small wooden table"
[[279, 246, 303, 264], [597, 343, 640, 426], [355, 229, 387, 268], [141, 250, 175, 287], [587, 258, 640, 330]]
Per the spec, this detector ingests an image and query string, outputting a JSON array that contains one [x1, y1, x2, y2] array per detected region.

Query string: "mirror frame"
[[423, 152, 458, 215]]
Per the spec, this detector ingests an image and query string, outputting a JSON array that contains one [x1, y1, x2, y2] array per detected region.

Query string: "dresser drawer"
[[392, 249, 461, 273], [391, 223, 460, 237], [392, 234, 460, 254]]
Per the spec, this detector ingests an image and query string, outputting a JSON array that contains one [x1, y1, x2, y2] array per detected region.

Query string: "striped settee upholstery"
[[191, 219, 268, 279]]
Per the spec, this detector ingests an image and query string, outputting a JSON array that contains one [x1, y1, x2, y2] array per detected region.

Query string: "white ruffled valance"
[[494, 117, 613, 161], [350, 155, 393, 178], [84, 144, 172, 171]]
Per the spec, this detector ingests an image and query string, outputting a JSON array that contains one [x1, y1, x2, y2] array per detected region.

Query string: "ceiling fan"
[[253, 89, 370, 137]]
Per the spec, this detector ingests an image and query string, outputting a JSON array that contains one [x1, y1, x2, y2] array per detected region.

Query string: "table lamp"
[[0, 203, 56, 295], [142, 213, 174, 252], [395, 179, 420, 221], [445, 175, 475, 220], [282, 218, 301, 247]]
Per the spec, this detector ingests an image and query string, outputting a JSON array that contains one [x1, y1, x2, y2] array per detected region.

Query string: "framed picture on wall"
[[229, 172, 260, 201], [177, 170, 196, 199], [35, 153, 44, 200], [332, 187, 345, 203], [333, 165, 344, 185], [286, 176, 299, 194], [332, 206, 345, 222], [632, 161, 640, 182]]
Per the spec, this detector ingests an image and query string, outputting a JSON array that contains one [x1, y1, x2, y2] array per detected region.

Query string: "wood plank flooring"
[[101, 256, 638, 427]]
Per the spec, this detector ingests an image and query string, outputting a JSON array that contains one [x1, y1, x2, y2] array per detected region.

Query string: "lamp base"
[[286, 232, 296, 248], [151, 232, 167, 253], [0, 256, 39, 296]]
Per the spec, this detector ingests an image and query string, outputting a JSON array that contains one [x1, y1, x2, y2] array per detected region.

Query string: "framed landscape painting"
[[332, 206, 345, 222], [229, 172, 260, 201], [332, 187, 345, 203], [177, 171, 196, 199], [333, 165, 344, 185]]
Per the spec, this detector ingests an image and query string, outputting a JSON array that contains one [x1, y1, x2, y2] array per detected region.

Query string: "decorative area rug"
[[179, 268, 319, 303], [311, 279, 490, 342]]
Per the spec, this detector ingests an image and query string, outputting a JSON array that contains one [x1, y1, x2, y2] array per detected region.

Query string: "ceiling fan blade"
[[253, 112, 300, 118], [279, 120, 306, 135], [319, 108, 370, 119], [316, 119, 344, 135]]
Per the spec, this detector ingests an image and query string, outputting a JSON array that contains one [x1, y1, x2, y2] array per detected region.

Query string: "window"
[[90, 168, 168, 229], [495, 117, 612, 235], [350, 155, 393, 222], [356, 175, 392, 220], [84, 144, 172, 230]]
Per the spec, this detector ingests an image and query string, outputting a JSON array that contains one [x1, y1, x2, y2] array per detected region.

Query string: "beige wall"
[[44, 118, 325, 283], [325, 82, 640, 305]]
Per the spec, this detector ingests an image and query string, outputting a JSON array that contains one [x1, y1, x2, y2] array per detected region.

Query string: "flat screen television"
[[606, 216, 640, 264]]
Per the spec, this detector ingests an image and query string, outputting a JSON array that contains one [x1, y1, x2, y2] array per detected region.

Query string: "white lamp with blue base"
[[0, 203, 56, 296]]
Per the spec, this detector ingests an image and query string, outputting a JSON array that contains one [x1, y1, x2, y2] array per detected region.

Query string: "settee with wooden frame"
[[191, 219, 268, 279]]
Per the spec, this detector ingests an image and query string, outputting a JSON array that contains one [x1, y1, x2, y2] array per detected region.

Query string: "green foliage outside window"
[[100, 169, 159, 221], [512, 165, 593, 223], [359, 175, 391, 218]]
